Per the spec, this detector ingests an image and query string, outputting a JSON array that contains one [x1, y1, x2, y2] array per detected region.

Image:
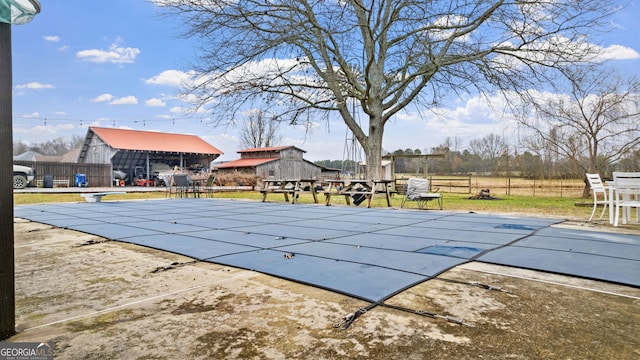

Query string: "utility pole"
[[0, 0, 41, 340]]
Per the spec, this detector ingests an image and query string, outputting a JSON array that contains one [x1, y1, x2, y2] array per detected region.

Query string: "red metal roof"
[[90, 126, 223, 155], [216, 157, 279, 168]]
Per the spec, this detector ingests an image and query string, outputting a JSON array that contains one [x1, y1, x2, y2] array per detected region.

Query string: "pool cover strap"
[[334, 308, 368, 330], [381, 303, 476, 328]]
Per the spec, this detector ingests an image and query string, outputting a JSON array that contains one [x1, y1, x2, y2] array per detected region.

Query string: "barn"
[[78, 126, 223, 185], [215, 146, 327, 180]]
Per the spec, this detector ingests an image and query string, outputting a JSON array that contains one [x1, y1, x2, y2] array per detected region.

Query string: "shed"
[[78, 126, 223, 184], [215, 146, 323, 179], [358, 160, 393, 180]]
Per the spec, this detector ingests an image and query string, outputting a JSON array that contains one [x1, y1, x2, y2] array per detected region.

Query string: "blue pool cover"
[[14, 199, 640, 303]]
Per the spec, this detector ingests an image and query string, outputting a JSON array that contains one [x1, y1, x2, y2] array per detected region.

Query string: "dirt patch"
[[9, 218, 640, 359]]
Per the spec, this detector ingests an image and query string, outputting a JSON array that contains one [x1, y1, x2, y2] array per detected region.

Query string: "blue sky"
[[10, 0, 640, 162]]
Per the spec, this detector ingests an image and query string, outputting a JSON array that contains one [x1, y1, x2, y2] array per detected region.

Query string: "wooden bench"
[[37, 179, 70, 188], [80, 192, 127, 203]]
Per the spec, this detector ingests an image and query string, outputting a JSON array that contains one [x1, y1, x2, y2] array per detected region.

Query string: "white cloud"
[[169, 106, 189, 113], [21, 112, 40, 118], [145, 70, 195, 86], [201, 133, 239, 160], [145, 98, 166, 107], [374, 92, 518, 153], [15, 82, 55, 90], [91, 93, 113, 102], [43, 35, 60, 42], [76, 38, 140, 64], [13, 123, 75, 137], [110, 96, 138, 105], [175, 93, 203, 104], [593, 44, 640, 61], [493, 36, 640, 70]]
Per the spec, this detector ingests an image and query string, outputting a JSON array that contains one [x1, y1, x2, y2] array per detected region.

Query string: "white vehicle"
[[134, 163, 175, 186], [13, 164, 36, 189]]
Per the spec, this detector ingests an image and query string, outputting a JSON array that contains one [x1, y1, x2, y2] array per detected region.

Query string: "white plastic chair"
[[585, 173, 610, 222], [612, 172, 640, 227]]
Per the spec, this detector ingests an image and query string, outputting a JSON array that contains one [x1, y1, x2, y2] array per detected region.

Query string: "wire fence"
[[396, 175, 586, 198]]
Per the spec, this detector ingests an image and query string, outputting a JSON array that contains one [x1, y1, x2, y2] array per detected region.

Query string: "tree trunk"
[[584, 160, 598, 199], [582, 178, 591, 199], [362, 115, 384, 180]]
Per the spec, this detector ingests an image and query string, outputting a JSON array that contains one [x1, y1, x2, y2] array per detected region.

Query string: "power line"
[[12, 115, 206, 128]]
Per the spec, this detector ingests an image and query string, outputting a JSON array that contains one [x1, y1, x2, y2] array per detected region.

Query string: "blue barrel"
[[75, 173, 87, 187]]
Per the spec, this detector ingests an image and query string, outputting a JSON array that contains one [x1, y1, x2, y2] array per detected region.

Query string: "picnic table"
[[292, 179, 320, 204], [260, 179, 321, 204], [373, 179, 394, 207], [324, 180, 393, 208], [260, 179, 296, 203]]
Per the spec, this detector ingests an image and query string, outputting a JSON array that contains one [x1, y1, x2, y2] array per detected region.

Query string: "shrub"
[[215, 173, 259, 187]]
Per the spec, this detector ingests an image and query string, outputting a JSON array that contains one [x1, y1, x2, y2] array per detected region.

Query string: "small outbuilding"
[[215, 146, 324, 179]]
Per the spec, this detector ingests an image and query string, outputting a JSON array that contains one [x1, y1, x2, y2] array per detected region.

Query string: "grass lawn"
[[13, 189, 594, 221]]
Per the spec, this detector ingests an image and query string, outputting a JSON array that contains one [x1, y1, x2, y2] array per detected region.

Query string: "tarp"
[[14, 199, 639, 303]]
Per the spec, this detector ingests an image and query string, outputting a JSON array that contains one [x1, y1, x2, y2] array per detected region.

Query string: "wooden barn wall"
[[256, 159, 320, 179], [278, 148, 304, 160], [14, 161, 112, 187], [82, 136, 117, 164], [240, 148, 305, 160], [240, 151, 277, 159]]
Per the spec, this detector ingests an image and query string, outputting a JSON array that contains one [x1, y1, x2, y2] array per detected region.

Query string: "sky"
[[9, 0, 640, 163]]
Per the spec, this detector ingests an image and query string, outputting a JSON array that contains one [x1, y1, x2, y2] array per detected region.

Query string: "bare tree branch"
[[515, 65, 640, 195], [240, 109, 283, 149], [153, 0, 618, 178]]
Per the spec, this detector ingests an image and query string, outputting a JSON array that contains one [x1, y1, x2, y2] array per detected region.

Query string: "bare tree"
[[440, 137, 463, 155], [155, 0, 616, 179], [437, 137, 464, 174], [240, 110, 283, 149], [13, 135, 85, 156], [37, 137, 73, 156], [517, 65, 640, 196], [12, 141, 28, 155], [469, 134, 507, 161], [69, 134, 85, 149]]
